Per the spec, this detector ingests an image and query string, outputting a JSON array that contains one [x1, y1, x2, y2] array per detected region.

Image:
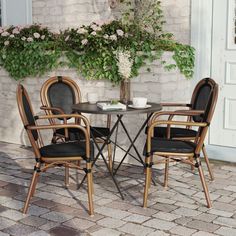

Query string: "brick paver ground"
[[0, 141, 236, 235]]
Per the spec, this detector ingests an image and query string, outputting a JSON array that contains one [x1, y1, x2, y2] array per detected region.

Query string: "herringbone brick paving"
[[0, 141, 236, 236]]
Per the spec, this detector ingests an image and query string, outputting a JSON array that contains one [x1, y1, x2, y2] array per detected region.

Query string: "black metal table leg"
[[114, 113, 153, 174]]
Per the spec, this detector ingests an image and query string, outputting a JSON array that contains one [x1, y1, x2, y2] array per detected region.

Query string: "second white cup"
[[132, 97, 147, 108]]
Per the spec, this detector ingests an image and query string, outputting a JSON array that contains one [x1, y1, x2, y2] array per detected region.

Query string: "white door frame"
[[191, 0, 236, 162]]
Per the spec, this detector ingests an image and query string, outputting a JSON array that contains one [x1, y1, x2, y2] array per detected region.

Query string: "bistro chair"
[[40, 76, 112, 169], [147, 78, 217, 181], [143, 78, 218, 208], [16, 84, 94, 215]]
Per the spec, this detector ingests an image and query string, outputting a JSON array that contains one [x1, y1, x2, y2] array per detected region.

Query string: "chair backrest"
[[192, 78, 218, 154], [17, 85, 43, 158], [40, 76, 81, 115], [190, 78, 218, 123]]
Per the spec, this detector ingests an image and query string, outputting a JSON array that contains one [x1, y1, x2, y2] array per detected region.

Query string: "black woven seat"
[[150, 137, 196, 154], [40, 141, 94, 158], [145, 126, 197, 138], [55, 126, 110, 140]]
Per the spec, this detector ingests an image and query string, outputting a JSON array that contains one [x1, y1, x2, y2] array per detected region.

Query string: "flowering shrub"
[[0, 24, 60, 79], [62, 20, 194, 83], [0, 5, 195, 82]]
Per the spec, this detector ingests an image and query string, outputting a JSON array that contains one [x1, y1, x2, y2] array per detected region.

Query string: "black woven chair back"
[[191, 78, 218, 123], [17, 85, 38, 141], [48, 82, 75, 114]]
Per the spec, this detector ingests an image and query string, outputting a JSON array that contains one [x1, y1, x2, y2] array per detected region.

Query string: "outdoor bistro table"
[[72, 102, 162, 199]]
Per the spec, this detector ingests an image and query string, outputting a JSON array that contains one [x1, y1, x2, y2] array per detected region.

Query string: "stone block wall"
[[0, 0, 191, 164]]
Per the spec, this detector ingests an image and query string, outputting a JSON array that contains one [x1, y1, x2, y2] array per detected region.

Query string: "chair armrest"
[[161, 103, 192, 107], [150, 110, 204, 122], [147, 120, 208, 137], [35, 114, 90, 128], [40, 106, 64, 115], [27, 124, 90, 141]]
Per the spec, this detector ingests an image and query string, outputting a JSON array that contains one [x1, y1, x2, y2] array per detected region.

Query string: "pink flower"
[[81, 39, 88, 45], [27, 37, 33, 42], [12, 28, 20, 34], [1, 31, 10, 37], [33, 32, 40, 38], [4, 41, 9, 46], [116, 29, 124, 36]]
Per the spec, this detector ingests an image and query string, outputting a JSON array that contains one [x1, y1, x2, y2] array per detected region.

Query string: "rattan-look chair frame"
[[143, 79, 218, 208], [40, 76, 113, 170], [17, 84, 94, 216], [148, 78, 217, 181]]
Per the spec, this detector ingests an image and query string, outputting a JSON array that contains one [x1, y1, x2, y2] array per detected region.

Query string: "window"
[[0, 1, 2, 26], [0, 0, 32, 27]]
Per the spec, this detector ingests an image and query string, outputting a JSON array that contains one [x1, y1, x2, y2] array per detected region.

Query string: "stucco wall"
[[0, 0, 191, 163]]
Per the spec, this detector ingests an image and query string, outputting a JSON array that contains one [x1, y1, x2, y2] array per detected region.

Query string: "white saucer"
[[128, 104, 151, 109]]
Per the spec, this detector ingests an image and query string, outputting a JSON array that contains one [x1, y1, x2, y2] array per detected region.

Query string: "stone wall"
[[0, 0, 191, 164]]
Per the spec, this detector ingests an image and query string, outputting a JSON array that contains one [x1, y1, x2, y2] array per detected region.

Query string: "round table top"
[[72, 102, 162, 115]]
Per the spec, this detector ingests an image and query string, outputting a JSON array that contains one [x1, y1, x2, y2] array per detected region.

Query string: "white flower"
[[41, 35, 45, 40], [77, 28, 88, 34], [81, 39, 88, 45], [116, 50, 133, 80], [90, 24, 98, 31], [4, 41, 9, 46], [109, 34, 117, 41], [116, 29, 124, 36], [1, 31, 9, 37], [91, 31, 97, 36], [21, 37, 26, 41], [12, 28, 20, 34], [27, 37, 33, 42], [33, 32, 40, 38], [124, 33, 129, 38], [65, 36, 70, 41], [96, 26, 102, 31], [10, 34, 15, 38], [103, 34, 109, 39]]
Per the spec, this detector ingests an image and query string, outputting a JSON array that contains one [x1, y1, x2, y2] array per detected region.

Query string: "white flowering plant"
[[116, 49, 133, 80], [0, 3, 195, 82], [0, 24, 60, 79], [62, 19, 194, 83]]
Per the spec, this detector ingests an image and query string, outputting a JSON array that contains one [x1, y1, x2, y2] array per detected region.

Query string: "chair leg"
[[107, 143, 112, 171], [86, 161, 94, 216], [164, 157, 169, 188], [196, 157, 212, 208], [190, 156, 195, 172], [65, 165, 69, 187], [23, 163, 40, 214], [202, 145, 214, 181], [143, 157, 152, 208]]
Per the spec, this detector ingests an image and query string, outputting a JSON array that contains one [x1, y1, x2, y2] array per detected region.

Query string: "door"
[[210, 0, 236, 147]]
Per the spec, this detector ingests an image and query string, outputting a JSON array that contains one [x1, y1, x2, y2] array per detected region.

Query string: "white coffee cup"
[[87, 93, 98, 104], [132, 97, 147, 108]]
